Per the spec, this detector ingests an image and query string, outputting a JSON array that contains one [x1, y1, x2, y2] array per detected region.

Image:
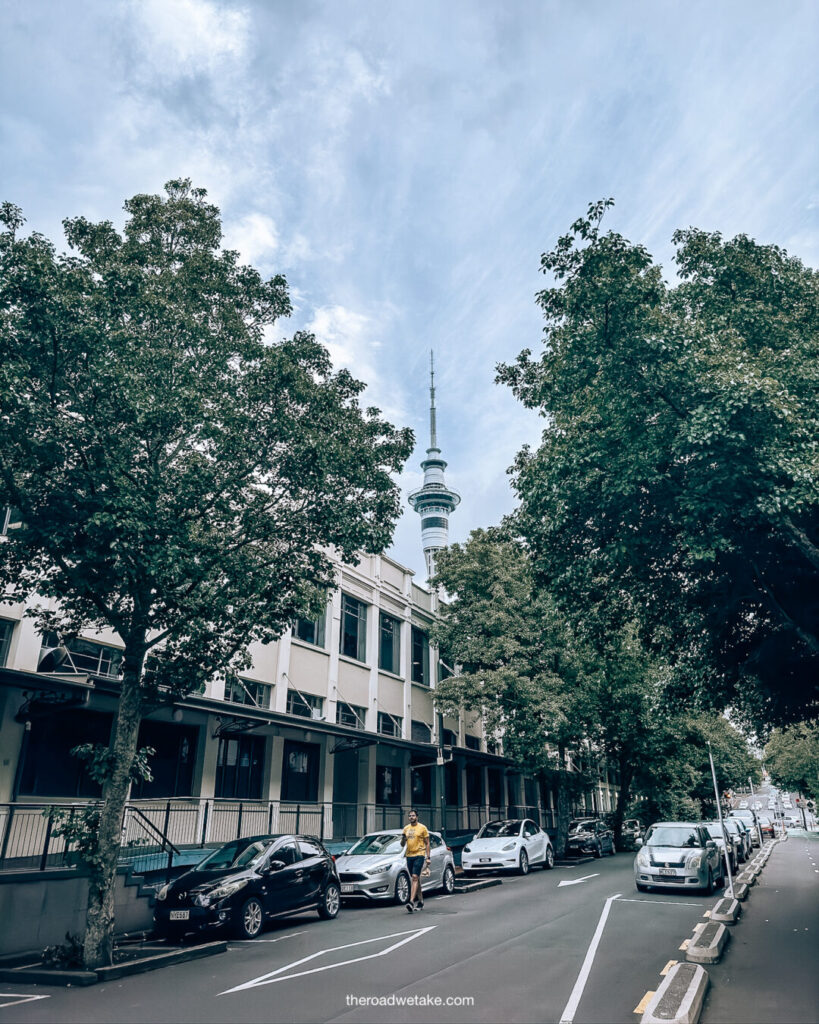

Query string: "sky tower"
[[408, 352, 461, 583]]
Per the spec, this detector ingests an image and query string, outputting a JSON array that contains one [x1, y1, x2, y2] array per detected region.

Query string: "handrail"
[[126, 807, 181, 856]]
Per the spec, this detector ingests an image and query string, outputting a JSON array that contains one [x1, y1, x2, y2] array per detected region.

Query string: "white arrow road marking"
[[219, 925, 436, 994], [0, 994, 50, 1010], [557, 873, 599, 887], [558, 893, 621, 1024]]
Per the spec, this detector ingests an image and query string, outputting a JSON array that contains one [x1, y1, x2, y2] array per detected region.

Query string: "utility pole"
[[748, 776, 764, 847], [708, 742, 734, 898]]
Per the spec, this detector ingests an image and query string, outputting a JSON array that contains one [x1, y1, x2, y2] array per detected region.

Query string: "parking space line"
[[558, 893, 622, 1024], [0, 994, 50, 1010]]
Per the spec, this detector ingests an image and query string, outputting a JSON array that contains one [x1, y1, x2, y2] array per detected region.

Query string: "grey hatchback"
[[634, 822, 724, 894]]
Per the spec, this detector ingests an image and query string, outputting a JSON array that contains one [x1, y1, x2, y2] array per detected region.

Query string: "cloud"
[[128, 0, 249, 74], [223, 212, 279, 268]]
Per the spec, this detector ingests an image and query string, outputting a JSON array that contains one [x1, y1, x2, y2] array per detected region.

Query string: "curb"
[[710, 897, 741, 924], [454, 877, 503, 893], [686, 921, 730, 964], [0, 941, 227, 987], [641, 962, 709, 1024]]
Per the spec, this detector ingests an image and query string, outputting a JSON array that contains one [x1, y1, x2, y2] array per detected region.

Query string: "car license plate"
[[169, 910, 189, 921], [658, 868, 676, 877], [341, 884, 355, 894], [479, 858, 492, 863]]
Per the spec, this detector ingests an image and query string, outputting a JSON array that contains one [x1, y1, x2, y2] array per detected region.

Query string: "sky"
[[2, 0, 817, 581]]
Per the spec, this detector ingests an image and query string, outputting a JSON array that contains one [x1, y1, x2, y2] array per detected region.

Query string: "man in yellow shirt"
[[400, 808, 431, 912]]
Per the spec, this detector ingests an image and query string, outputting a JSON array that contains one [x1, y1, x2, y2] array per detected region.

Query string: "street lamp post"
[[708, 741, 734, 899], [748, 776, 764, 846]]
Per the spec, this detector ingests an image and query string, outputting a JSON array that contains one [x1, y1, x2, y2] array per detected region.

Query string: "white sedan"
[[461, 819, 555, 876]]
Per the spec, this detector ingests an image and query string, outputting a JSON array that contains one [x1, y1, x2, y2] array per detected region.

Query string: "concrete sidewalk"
[[701, 830, 819, 1023]]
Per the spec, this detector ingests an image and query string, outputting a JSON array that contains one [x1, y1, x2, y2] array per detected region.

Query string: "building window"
[[377, 712, 402, 737], [294, 611, 326, 648], [0, 619, 13, 668], [411, 759, 432, 804], [286, 690, 324, 720], [442, 728, 457, 748], [215, 734, 265, 799], [281, 740, 320, 802], [132, 721, 198, 798], [38, 631, 123, 679], [376, 765, 402, 805], [465, 734, 481, 751], [336, 701, 366, 730], [411, 626, 430, 685], [378, 612, 401, 674], [340, 593, 367, 662], [19, 709, 112, 797], [411, 720, 431, 744], [224, 675, 271, 709]]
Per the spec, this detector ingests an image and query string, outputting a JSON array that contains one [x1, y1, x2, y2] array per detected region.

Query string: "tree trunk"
[[553, 744, 572, 858], [82, 643, 146, 970], [612, 762, 634, 850]]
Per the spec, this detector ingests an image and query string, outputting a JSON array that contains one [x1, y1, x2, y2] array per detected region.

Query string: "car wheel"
[[394, 872, 411, 905], [234, 897, 264, 939], [518, 850, 530, 875], [543, 846, 555, 870], [317, 882, 341, 920], [441, 865, 455, 894], [593, 841, 602, 859]]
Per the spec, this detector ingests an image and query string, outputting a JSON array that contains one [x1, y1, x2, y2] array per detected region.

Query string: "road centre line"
[[219, 925, 436, 994], [558, 893, 621, 1024]]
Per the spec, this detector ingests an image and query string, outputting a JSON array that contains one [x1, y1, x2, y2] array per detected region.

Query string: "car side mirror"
[[265, 859, 286, 873], [634, 837, 643, 848], [705, 841, 716, 850]]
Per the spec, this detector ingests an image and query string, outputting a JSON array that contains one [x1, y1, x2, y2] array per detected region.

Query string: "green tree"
[[0, 181, 413, 968], [430, 529, 594, 856], [765, 723, 819, 799], [499, 201, 819, 730]]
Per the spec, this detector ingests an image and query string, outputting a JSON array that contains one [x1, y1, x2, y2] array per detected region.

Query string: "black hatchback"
[[566, 819, 616, 858], [153, 834, 341, 940]]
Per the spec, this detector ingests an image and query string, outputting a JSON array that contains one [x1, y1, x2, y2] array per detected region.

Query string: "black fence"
[[0, 798, 555, 874]]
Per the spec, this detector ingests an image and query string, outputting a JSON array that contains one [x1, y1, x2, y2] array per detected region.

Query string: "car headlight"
[[502, 842, 517, 851], [686, 854, 703, 869], [194, 878, 248, 907], [365, 862, 392, 876], [155, 883, 170, 902], [636, 850, 650, 867]]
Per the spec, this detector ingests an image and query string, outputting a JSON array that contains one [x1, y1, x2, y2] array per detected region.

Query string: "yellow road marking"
[[703, 910, 711, 917], [634, 991, 655, 1014], [679, 938, 690, 950], [660, 960, 677, 975]]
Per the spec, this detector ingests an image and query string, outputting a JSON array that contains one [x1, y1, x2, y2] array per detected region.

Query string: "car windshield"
[[345, 834, 403, 856], [704, 824, 728, 839], [645, 826, 701, 848], [477, 821, 522, 838], [569, 821, 594, 834], [197, 838, 274, 870]]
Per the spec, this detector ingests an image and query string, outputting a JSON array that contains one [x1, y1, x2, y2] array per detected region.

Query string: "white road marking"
[[558, 893, 621, 1024], [558, 874, 600, 887], [619, 899, 701, 907], [0, 994, 50, 1010], [230, 931, 306, 944], [219, 925, 436, 994]]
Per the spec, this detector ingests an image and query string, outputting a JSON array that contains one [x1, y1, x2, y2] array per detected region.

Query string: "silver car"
[[703, 821, 740, 873], [634, 822, 724, 894], [335, 829, 456, 905], [724, 817, 751, 862]]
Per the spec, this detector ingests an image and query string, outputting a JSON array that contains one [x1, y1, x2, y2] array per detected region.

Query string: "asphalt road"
[[0, 853, 731, 1024]]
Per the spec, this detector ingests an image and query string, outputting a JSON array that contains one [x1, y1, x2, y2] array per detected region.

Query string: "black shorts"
[[406, 856, 425, 877]]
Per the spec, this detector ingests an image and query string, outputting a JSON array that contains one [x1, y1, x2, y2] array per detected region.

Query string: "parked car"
[[335, 829, 455, 904], [738, 800, 749, 809], [729, 809, 761, 846], [153, 834, 340, 941], [724, 817, 751, 862], [703, 821, 740, 873], [602, 816, 643, 851], [634, 822, 724, 894], [461, 818, 555, 875], [756, 814, 775, 839], [566, 819, 615, 859]]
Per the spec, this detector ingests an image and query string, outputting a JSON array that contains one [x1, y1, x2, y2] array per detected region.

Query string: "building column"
[[326, 583, 342, 724]]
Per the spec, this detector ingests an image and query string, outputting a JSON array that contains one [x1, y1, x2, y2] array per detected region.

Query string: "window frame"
[[340, 593, 368, 663], [286, 689, 324, 720], [411, 625, 430, 685], [378, 611, 402, 674]]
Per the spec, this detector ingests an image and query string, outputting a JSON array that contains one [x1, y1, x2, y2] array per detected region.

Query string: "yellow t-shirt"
[[402, 823, 429, 857]]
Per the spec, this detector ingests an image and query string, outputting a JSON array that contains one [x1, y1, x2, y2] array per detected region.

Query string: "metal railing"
[[0, 797, 552, 873]]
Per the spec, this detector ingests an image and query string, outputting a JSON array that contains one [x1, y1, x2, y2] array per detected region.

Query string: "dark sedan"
[[153, 834, 340, 941], [566, 819, 616, 858]]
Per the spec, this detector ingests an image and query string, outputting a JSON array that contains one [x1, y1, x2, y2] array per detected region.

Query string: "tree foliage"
[[0, 180, 413, 966], [764, 722, 819, 799], [499, 202, 819, 729]]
